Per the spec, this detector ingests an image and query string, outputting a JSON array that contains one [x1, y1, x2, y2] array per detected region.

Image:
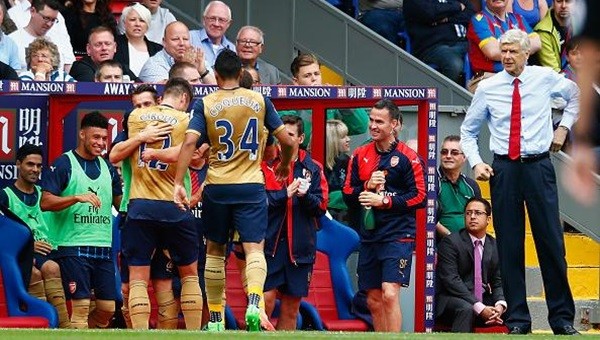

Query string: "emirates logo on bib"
[[69, 281, 77, 294]]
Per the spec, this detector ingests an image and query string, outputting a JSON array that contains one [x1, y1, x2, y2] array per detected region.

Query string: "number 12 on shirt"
[[215, 117, 259, 161]]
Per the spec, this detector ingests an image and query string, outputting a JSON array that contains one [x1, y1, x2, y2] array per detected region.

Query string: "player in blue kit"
[[173, 49, 296, 332]]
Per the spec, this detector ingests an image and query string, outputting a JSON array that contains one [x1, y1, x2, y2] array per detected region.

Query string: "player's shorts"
[[56, 248, 116, 300], [123, 214, 199, 267], [33, 251, 56, 271], [119, 249, 174, 283], [264, 238, 313, 297], [202, 196, 267, 245], [357, 239, 414, 291]]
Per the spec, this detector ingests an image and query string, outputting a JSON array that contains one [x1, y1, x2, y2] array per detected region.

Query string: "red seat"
[[0, 269, 49, 328], [225, 253, 248, 329]]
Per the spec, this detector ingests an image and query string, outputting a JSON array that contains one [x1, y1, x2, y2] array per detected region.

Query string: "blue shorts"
[[57, 255, 116, 300], [122, 214, 198, 267], [357, 240, 414, 291], [33, 251, 56, 270], [202, 194, 267, 245], [264, 238, 313, 297]]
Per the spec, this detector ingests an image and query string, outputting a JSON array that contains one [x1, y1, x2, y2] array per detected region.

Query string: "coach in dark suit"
[[435, 197, 506, 332]]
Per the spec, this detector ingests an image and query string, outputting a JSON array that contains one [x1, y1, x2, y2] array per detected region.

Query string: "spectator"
[[279, 53, 369, 149], [41, 111, 122, 329], [466, 0, 541, 93], [190, 0, 234, 68], [404, 0, 475, 85], [560, 37, 581, 81], [262, 115, 328, 330], [168, 61, 201, 84], [343, 99, 426, 332], [436, 135, 481, 239], [69, 26, 139, 82], [114, 2, 162, 77], [19, 37, 74, 81], [8, 0, 75, 72], [242, 65, 260, 85], [533, 0, 574, 72], [0, 59, 18, 78], [117, 0, 176, 45], [138, 21, 216, 84], [0, 1, 17, 34], [235, 26, 281, 85], [460, 29, 579, 335], [8, 0, 71, 55], [94, 59, 123, 82], [0, 2, 20, 70], [0, 144, 71, 328], [325, 119, 351, 223], [61, 0, 116, 54], [506, 0, 548, 28], [358, 0, 404, 46], [435, 197, 506, 332]]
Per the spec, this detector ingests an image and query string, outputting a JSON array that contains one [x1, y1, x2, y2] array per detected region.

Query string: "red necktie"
[[474, 239, 483, 301], [508, 78, 521, 160], [190, 170, 200, 196]]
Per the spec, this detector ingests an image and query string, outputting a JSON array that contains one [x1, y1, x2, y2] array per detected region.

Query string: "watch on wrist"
[[200, 69, 210, 79], [382, 196, 390, 206]]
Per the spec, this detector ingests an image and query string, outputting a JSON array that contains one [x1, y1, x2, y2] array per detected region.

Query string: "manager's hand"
[[473, 163, 494, 181]]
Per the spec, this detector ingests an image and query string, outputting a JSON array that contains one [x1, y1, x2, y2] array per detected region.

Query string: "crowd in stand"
[[0, 0, 598, 335]]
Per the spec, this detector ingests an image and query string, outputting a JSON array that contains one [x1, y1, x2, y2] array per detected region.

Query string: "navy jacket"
[[343, 141, 427, 242], [262, 149, 328, 264]]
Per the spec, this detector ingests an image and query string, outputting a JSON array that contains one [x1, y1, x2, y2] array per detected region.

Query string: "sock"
[[43, 278, 71, 328], [88, 299, 115, 329], [180, 276, 203, 330], [205, 254, 225, 323], [70, 299, 90, 329], [245, 251, 267, 308], [121, 290, 132, 328], [28, 280, 46, 301], [156, 290, 179, 329], [128, 280, 150, 329]]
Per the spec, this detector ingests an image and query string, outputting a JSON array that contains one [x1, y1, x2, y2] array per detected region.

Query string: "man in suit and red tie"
[[435, 197, 506, 332]]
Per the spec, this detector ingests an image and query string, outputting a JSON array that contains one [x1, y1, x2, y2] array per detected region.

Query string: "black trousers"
[[490, 156, 575, 331]]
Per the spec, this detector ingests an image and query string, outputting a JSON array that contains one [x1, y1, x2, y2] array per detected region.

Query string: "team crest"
[[69, 281, 77, 294], [390, 156, 399, 167], [302, 169, 312, 182]]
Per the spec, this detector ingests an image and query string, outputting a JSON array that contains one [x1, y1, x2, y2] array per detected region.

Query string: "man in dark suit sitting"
[[435, 197, 506, 332]]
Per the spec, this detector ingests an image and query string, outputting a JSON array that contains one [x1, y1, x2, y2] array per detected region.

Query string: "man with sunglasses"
[[9, 0, 75, 73], [436, 135, 481, 240], [435, 197, 506, 332], [190, 1, 235, 68]]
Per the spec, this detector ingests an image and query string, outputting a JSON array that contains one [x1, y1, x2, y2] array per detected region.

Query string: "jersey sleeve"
[[187, 99, 207, 138], [264, 97, 285, 135], [470, 13, 494, 49], [40, 155, 71, 195]]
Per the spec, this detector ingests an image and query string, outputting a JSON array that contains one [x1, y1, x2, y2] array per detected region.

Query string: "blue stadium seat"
[[397, 31, 412, 54], [0, 215, 58, 328]]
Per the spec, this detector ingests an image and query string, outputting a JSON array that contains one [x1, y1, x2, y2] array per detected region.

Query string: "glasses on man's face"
[[204, 16, 230, 24], [236, 39, 262, 47], [38, 12, 58, 24], [91, 41, 115, 49], [440, 149, 463, 156], [464, 210, 487, 217]]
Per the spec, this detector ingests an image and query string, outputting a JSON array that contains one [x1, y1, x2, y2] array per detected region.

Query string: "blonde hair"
[[326, 119, 349, 170], [120, 3, 152, 32], [25, 38, 59, 71]]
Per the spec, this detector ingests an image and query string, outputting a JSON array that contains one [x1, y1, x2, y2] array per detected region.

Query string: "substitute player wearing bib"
[[123, 78, 203, 330], [173, 49, 296, 332]]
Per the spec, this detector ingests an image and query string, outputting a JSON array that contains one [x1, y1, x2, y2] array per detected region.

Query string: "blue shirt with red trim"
[[343, 141, 427, 243], [467, 8, 533, 72]]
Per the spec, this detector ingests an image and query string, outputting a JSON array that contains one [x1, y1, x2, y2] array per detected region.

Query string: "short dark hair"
[[31, 0, 61, 11], [465, 197, 492, 215], [443, 135, 460, 143], [81, 111, 109, 129], [16, 143, 43, 162], [88, 25, 115, 43], [564, 36, 582, 55], [95, 60, 123, 80], [240, 69, 254, 89], [373, 98, 402, 125], [290, 53, 319, 77], [163, 77, 193, 100], [132, 84, 158, 99], [214, 49, 242, 80], [281, 114, 304, 136]]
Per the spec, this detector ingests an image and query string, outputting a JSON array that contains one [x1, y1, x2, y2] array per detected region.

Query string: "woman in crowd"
[[0, 1, 19, 70], [19, 38, 74, 81], [506, 0, 548, 28], [325, 119, 351, 223], [62, 0, 117, 54], [114, 2, 161, 77]]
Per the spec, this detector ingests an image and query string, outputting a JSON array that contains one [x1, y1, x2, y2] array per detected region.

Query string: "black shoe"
[[554, 325, 580, 335], [508, 326, 531, 334]]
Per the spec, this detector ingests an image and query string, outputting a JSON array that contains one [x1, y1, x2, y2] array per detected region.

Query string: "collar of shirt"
[[469, 233, 486, 247], [198, 28, 232, 48], [159, 49, 176, 67]]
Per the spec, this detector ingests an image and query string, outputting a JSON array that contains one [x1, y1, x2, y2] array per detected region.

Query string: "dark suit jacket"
[[114, 34, 163, 74], [69, 56, 141, 83], [435, 228, 504, 314]]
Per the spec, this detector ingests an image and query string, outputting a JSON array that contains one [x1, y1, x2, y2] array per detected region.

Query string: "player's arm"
[[265, 98, 297, 180], [41, 191, 100, 211], [174, 132, 200, 209], [142, 145, 182, 163], [109, 122, 173, 164]]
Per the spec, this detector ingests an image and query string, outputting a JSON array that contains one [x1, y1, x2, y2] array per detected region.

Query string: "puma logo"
[[87, 187, 98, 195], [27, 213, 38, 224]]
